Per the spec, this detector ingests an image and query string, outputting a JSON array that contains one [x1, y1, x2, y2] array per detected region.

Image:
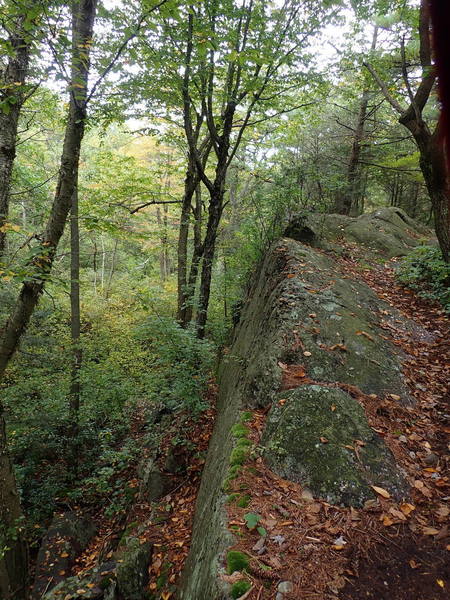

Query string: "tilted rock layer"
[[180, 214, 422, 598]]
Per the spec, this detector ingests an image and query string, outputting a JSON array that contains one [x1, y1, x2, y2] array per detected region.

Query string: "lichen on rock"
[[262, 385, 408, 506]]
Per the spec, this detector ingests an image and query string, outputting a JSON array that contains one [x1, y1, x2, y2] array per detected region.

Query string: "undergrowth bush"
[[136, 316, 214, 412], [397, 245, 450, 312]]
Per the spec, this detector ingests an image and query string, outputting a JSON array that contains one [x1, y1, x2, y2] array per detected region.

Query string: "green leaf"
[[244, 512, 261, 530]]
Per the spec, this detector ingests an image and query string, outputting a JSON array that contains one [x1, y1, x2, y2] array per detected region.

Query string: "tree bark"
[[0, 3, 98, 595], [364, 0, 449, 261], [0, 13, 30, 258], [338, 26, 378, 217], [184, 184, 203, 324], [177, 157, 198, 324], [196, 185, 224, 339], [69, 181, 81, 475]]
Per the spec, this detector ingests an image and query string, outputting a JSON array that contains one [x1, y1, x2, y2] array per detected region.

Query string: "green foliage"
[[243, 512, 261, 530], [236, 494, 251, 509], [229, 446, 248, 467], [136, 316, 214, 412], [397, 246, 450, 311], [226, 550, 250, 574], [231, 579, 251, 599]]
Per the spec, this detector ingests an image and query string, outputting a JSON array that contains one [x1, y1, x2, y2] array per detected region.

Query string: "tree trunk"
[[196, 186, 223, 339], [184, 184, 203, 324], [0, 404, 28, 600], [402, 118, 450, 261], [69, 181, 81, 475], [177, 157, 198, 325], [0, 14, 30, 258], [418, 136, 450, 261], [0, 3, 98, 594], [340, 27, 378, 217]]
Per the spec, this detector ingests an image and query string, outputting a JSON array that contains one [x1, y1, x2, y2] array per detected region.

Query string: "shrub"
[[397, 245, 450, 312]]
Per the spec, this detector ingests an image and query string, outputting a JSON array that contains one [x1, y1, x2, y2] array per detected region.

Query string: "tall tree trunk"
[[69, 181, 81, 475], [365, 0, 449, 260], [184, 184, 203, 324], [177, 156, 198, 325], [196, 186, 223, 339], [0, 407, 28, 600], [340, 26, 378, 217], [411, 124, 450, 261], [0, 3, 97, 594], [0, 14, 30, 258]]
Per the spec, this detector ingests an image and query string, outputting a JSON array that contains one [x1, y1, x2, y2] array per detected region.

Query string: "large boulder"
[[32, 511, 96, 599], [263, 385, 407, 505], [180, 234, 415, 599], [42, 535, 151, 600], [285, 207, 431, 257]]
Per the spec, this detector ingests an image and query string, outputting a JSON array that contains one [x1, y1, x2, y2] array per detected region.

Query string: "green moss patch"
[[227, 550, 250, 574], [231, 579, 251, 598]]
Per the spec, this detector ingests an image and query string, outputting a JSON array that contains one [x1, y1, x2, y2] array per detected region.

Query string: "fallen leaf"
[[320, 437, 329, 443], [381, 514, 394, 526], [356, 330, 375, 341], [389, 507, 407, 521], [389, 394, 401, 401], [422, 526, 440, 536], [400, 503, 415, 516], [371, 486, 390, 498], [303, 351, 312, 357], [409, 559, 420, 569], [436, 579, 445, 588]]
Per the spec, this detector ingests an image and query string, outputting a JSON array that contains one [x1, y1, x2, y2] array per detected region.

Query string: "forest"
[[0, 0, 449, 599]]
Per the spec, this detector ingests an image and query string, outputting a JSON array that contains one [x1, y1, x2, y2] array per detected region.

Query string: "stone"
[[263, 385, 407, 506], [116, 536, 152, 600], [33, 511, 96, 599], [179, 223, 420, 597], [137, 458, 172, 502], [278, 581, 294, 594]]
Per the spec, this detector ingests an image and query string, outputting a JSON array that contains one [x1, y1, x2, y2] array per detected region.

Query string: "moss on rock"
[[226, 551, 250, 574], [262, 385, 408, 506]]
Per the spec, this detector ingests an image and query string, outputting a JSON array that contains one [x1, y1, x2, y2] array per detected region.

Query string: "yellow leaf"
[[76, 591, 86, 595], [381, 514, 394, 526], [371, 486, 390, 498], [400, 503, 415, 516], [60, 552, 69, 558], [436, 579, 445, 588]]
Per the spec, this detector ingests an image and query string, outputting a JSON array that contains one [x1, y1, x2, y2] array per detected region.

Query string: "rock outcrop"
[[285, 207, 431, 257], [179, 217, 422, 598]]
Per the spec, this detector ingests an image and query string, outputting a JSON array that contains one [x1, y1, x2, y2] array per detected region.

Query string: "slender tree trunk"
[[184, 184, 203, 324], [177, 157, 198, 325], [415, 131, 450, 261], [0, 404, 28, 600], [105, 238, 118, 297], [0, 3, 98, 594], [339, 26, 378, 217], [0, 15, 30, 259], [69, 181, 81, 475], [196, 186, 223, 339]]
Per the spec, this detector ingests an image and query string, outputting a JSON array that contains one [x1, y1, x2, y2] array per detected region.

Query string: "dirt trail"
[[335, 251, 449, 600]]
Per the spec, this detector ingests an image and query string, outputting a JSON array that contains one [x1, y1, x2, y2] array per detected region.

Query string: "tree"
[[0, 1, 98, 595], [134, 0, 336, 336], [0, 0, 40, 258], [364, 0, 449, 261]]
